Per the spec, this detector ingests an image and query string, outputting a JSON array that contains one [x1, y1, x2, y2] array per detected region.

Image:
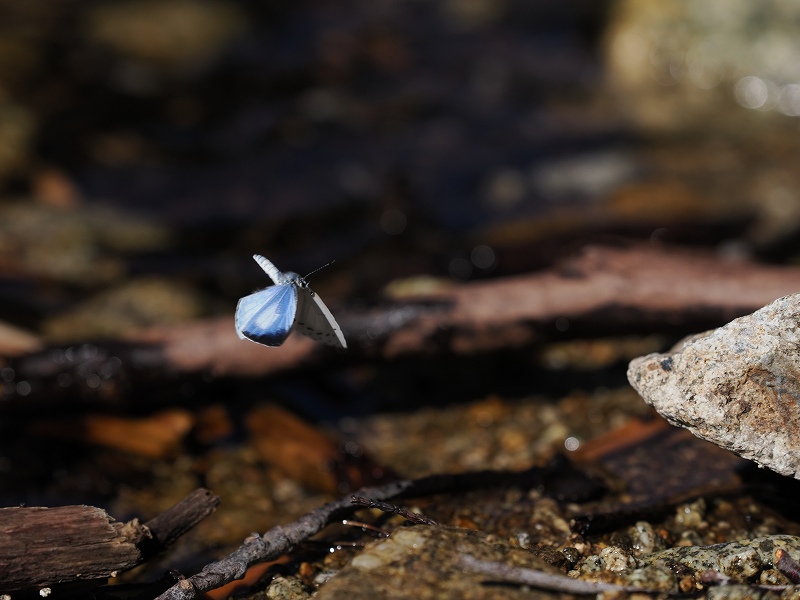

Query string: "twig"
[[459, 555, 659, 595], [351, 496, 437, 525], [155, 479, 413, 600], [465, 556, 797, 597], [699, 569, 789, 592], [340, 520, 389, 536], [142, 488, 220, 555]]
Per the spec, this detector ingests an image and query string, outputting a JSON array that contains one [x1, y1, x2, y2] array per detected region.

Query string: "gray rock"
[[628, 293, 800, 478]]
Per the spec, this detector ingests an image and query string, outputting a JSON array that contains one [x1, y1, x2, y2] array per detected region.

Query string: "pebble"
[[628, 293, 800, 479]]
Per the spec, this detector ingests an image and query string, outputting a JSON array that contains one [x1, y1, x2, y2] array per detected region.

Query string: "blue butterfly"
[[235, 255, 347, 348]]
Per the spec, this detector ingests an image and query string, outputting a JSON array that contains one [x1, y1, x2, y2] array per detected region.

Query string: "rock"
[[627, 293, 800, 479]]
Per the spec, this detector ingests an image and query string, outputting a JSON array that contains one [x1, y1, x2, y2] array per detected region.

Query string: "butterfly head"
[[284, 272, 309, 288]]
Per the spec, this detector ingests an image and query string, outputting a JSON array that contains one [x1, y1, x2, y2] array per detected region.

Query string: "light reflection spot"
[[734, 76, 769, 109], [471, 245, 496, 270], [380, 208, 407, 235], [448, 258, 472, 281]]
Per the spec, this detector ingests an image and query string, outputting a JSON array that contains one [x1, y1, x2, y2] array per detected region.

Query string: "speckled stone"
[[266, 575, 313, 600], [628, 293, 800, 478], [643, 535, 800, 581], [707, 585, 799, 600]]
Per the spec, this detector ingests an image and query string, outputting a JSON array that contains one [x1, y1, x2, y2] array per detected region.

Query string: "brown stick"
[[143, 487, 220, 553]]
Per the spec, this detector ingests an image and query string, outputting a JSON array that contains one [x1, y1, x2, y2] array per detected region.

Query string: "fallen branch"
[[94, 243, 800, 373], [154, 479, 413, 600], [8, 244, 800, 407], [154, 462, 584, 600]]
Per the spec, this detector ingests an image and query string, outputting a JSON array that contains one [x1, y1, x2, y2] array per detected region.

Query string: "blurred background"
[[3, 0, 800, 589], [3, 0, 800, 343]]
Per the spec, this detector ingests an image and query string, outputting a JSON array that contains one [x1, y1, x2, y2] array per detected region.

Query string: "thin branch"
[[464, 556, 798, 597], [154, 479, 413, 600], [142, 488, 220, 555], [459, 555, 658, 595], [699, 569, 789, 592], [350, 496, 437, 525]]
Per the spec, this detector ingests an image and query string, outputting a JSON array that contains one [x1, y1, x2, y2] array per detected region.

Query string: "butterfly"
[[235, 255, 347, 348]]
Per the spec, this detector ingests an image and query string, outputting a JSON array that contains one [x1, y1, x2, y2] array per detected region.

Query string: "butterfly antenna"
[[304, 260, 336, 279]]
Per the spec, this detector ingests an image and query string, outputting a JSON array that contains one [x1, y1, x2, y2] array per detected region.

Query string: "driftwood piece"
[[0, 505, 145, 591], [0, 488, 218, 592], [134, 244, 800, 376]]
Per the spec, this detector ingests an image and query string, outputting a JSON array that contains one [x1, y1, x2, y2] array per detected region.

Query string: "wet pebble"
[[266, 576, 313, 600], [626, 521, 668, 558], [598, 546, 636, 572]]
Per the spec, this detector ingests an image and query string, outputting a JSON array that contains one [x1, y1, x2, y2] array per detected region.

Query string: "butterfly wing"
[[235, 284, 298, 346], [295, 287, 347, 348], [253, 254, 290, 285]]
